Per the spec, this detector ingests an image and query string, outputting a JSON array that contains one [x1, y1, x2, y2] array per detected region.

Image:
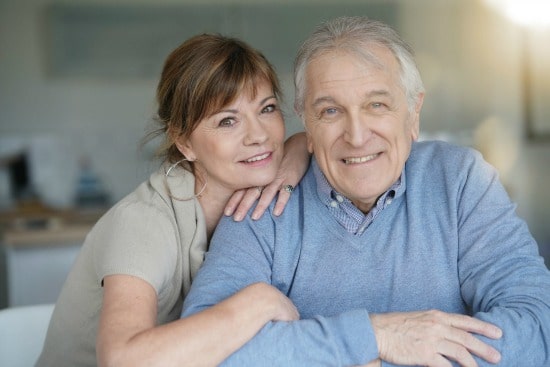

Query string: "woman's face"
[[177, 79, 285, 194]]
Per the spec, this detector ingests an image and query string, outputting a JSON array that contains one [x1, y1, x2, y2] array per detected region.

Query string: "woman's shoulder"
[[88, 169, 181, 243]]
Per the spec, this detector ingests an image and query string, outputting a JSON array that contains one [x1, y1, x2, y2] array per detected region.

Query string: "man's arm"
[[456, 150, 550, 366], [182, 208, 501, 367], [182, 211, 378, 366]]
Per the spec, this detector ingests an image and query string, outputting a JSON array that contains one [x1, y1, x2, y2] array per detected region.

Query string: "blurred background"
[[1, 0, 549, 308]]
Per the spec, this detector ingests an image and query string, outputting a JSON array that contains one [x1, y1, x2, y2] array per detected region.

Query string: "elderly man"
[[182, 16, 550, 367]]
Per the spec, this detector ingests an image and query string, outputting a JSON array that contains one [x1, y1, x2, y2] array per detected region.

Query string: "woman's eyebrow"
[[216, 95, 277, 115]]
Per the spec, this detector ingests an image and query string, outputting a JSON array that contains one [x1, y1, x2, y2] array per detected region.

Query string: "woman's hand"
[[246, 282, 299, 322], [225, 132, 310, 221]]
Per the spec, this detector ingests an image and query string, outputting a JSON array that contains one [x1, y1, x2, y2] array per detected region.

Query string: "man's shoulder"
[[410, 140, 479, 166], [406, 140, 485, 191]]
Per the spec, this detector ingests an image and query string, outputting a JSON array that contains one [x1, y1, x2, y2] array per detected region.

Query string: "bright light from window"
[[485, 0, 550, 28]]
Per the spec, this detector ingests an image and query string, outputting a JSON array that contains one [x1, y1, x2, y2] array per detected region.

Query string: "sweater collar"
[[311, 156, 405, 234]]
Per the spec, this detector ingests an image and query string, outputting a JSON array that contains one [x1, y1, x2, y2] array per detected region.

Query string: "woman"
[[37, 34, 308, 367]]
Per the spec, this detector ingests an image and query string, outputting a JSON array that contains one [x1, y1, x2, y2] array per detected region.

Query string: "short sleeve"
[[88, 201, 179, 294]]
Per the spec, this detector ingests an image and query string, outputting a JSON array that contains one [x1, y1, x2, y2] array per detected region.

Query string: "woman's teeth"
[[246, 152, 270, 163]]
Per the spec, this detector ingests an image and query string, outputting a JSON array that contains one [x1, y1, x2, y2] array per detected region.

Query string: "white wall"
[[399, 0, 550, 259], [1, 0, 549, 259], [0, 0, 159, 204]]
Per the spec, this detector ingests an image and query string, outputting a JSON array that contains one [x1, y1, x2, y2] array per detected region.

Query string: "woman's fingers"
[[230, 187, 263, 221], [226, 180, 297, 221], [224, 189, 247, 218]]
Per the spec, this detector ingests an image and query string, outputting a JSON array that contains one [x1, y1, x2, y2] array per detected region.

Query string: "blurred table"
[[0, 201, 106, 308]]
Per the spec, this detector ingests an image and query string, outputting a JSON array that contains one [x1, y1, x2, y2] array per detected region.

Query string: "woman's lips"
[[241, 152, 272, 164]]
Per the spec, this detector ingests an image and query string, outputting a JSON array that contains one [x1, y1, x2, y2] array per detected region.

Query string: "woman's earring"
[[165, 158, 190, 177], [164, 158, 207, 201]]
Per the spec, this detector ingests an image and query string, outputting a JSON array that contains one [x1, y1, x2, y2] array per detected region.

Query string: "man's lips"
[[342, 153, 380, 165]]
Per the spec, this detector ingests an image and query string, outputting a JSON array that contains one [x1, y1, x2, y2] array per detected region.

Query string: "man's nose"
[[343, 112, 371, 147]]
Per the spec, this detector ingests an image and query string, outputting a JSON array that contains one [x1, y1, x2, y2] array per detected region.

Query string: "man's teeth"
[[344, 154, 377, 164], [246, 153, 270, 162]]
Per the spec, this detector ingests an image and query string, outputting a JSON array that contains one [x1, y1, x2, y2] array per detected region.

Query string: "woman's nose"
[[243, 118, 269, 145]]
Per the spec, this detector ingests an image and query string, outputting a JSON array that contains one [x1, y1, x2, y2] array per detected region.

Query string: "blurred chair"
[[0, 303, 54, 367]]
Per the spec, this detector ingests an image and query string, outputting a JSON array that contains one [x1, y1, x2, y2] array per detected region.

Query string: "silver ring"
[[281, 184, 294, 193]]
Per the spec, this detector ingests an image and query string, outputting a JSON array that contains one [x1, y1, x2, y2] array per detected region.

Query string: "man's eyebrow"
[[366, 89, 391, 98], [311, 96, 337, 108], [311, 90, 392, 108]]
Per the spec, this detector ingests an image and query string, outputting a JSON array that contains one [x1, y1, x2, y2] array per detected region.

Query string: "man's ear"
[[306, 132, 314, 154], [410, 93, 424, 141], [302, 121, 315, 154]]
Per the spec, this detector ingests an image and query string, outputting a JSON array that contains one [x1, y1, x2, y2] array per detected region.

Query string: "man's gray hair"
[[293, 16, 425, 117]]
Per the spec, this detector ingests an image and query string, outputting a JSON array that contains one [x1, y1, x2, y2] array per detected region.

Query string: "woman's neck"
[[196, 178, 234, 241]]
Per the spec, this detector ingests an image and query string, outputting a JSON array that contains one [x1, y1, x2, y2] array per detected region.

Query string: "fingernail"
[[491, 349, 502, 363], [233, 213, 243, 222]]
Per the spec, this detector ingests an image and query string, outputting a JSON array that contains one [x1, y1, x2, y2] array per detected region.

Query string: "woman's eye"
[[261, 104, 277, 113], [371, 102, 386, 109], [218, 117, 235, 127]]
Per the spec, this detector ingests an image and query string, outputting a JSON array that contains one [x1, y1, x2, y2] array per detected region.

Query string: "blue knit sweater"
[[182, 140, 550, 367]]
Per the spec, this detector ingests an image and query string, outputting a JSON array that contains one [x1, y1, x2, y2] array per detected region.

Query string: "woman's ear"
[[168, 125, 196, 161], [175, 138, 196, 162]]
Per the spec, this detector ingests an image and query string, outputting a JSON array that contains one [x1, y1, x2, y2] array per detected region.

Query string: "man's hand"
[[371, 310, 502, 367], [355, 359, 381, 367]]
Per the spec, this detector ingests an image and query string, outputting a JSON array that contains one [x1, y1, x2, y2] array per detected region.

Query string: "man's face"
[[303, 45, 423, 213]]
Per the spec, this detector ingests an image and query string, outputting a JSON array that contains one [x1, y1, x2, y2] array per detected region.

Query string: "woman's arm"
[[97, 275, 298, 367], [225, 131, 310, 221]]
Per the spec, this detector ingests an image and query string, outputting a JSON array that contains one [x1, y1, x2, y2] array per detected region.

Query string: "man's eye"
[[315, 107, 339, 121]]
